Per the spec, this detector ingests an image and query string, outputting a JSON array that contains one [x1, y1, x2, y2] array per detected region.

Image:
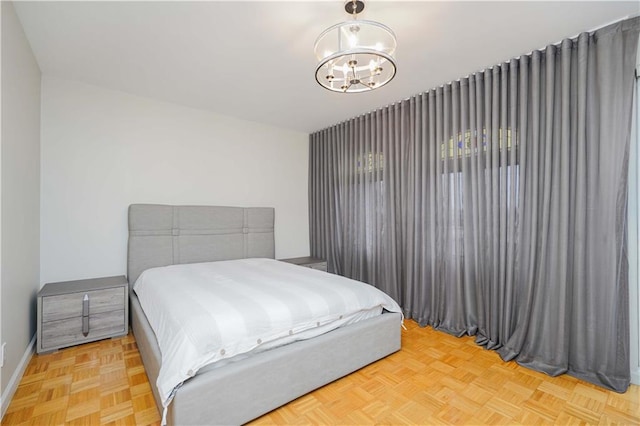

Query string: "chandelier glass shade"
[[314, 1, 397, 93]]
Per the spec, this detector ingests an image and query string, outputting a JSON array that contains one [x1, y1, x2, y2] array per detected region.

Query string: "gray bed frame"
[[128, 204, 402, 425]]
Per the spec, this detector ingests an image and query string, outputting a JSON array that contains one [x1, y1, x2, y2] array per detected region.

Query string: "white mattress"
[[133, 258, 403, 414]]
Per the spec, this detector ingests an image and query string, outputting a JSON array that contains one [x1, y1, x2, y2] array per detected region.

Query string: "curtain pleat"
[[309, 17, 640, 392]]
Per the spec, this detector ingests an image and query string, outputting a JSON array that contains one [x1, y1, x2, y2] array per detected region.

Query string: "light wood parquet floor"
[[4, 320, 640, 425]]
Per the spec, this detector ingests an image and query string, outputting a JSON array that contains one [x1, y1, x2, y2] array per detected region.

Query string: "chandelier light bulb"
[[314, 0, 397, 93]]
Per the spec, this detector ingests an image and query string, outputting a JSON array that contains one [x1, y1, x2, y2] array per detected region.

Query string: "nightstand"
[[37, 275, 129, 354], [279, 256, 328, 272]]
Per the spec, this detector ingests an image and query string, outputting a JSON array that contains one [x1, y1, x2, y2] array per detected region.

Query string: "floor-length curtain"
[[629, 72, 640, 384], [309, 17, 640, 392]]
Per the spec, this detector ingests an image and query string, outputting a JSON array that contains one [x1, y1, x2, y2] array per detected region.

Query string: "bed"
[[128, 204, 402, 425]]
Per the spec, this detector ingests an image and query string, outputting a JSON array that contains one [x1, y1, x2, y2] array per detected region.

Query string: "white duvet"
[[133, 258, 402, 416]]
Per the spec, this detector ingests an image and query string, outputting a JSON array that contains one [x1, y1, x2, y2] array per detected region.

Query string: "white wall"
[[40, 76, 309, 285], [0, 0, 41, 413]]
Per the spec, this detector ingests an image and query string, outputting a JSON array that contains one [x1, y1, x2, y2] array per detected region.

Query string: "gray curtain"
[[309, 17, 640, 392]]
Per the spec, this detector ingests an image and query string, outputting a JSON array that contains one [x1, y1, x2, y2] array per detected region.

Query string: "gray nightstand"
[[37, 275, 129, 354], [280, 256, 328, 272]]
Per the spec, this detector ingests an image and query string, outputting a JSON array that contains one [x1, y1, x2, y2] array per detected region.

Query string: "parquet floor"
[[4, 320, 640, 425], [3, 333, 160, 425]]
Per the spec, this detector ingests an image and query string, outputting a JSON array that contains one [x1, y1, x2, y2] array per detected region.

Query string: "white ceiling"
[[13, 1, 640, 133]]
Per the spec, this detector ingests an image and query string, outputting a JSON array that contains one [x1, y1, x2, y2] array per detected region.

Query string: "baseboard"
[[632, 367, 640, 386], [1, 334, 35, 419]]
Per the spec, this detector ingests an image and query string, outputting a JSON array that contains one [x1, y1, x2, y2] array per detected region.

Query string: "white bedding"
[[133, 258, 402, 414]]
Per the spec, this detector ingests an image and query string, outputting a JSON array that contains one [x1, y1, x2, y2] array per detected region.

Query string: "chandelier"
[[314, 0, 397, 93]]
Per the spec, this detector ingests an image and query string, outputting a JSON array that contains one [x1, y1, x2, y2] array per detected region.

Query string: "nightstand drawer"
[[306, 262, 327, 272], [42, 287, 125, 322], [41, 310, 126, 349]]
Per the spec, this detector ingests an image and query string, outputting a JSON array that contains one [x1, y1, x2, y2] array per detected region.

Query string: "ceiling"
[[13, 1, 640, 134]]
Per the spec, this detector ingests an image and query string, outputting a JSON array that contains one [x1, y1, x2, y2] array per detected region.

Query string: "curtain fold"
[[309, 17, 640, 392]]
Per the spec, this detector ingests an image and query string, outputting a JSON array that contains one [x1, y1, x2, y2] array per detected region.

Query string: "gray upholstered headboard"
[[127, 204, 275, 284]]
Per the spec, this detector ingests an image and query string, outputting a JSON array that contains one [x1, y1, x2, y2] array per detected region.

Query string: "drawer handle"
[[82, 294, 89, 317], [82, 315, 89, 336], [82, 294, 89, 336]]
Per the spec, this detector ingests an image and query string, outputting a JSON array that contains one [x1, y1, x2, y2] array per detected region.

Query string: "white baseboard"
[[1, 334, 35, 419]]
